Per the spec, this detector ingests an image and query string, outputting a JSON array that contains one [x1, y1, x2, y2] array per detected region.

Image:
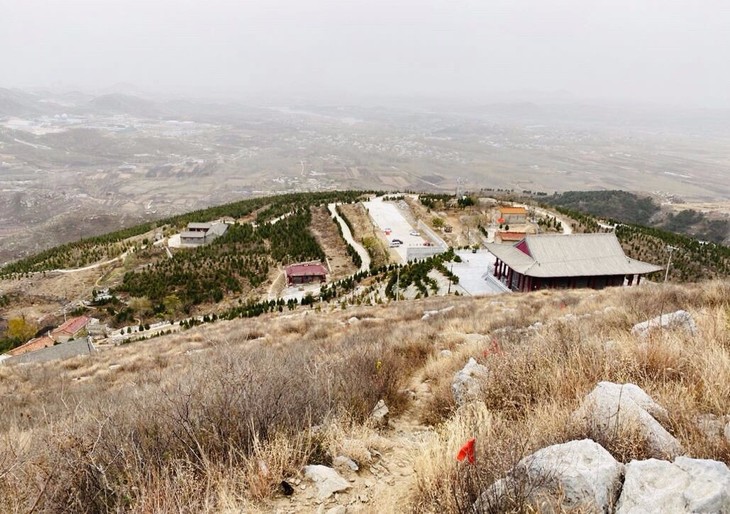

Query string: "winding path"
[[51, 250, 131, 274], [328, 203, 371, 273]]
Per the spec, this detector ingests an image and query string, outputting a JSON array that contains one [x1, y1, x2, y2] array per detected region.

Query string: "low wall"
[[406, 246, 446, 262], [3, 338, 95, 365]]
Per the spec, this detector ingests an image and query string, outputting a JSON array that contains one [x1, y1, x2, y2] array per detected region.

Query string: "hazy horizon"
[[2, 0, 730, 108]]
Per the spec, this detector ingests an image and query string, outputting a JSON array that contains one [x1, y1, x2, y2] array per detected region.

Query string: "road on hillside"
[[328, 203, 371, 273], [51, 250, 131, 274]]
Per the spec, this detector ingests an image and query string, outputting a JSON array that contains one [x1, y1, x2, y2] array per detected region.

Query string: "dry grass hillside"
[[0, 281, 728, 513]]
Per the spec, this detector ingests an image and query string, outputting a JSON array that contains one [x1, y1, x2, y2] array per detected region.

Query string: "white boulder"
[[616, 457, 730, 513], [370, 399, 389, 428], [303, 465, 351, 500], [478, 439, 624, 513], [631, 310, 697, 337], [452, 357, 488, 406], [574, 382, 683, 458]]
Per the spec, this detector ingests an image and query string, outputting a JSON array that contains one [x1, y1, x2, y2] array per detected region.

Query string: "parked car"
[[409, 230, 419, 236], [392, 238, 403, 244], [384, 228, 392, 235], [389, 241, 402, 248]]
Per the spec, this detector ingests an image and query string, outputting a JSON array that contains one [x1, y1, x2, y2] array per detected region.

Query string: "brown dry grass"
[[0, 281, 728, 512], [411, 281, 730, 513]]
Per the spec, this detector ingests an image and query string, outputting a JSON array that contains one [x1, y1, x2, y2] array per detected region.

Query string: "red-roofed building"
[[285, 262, 328, 286], [499, 206, 528, 224], [7, 335, 56, 357], [496, 231, 527, 243], [52, 316, 91, 343]]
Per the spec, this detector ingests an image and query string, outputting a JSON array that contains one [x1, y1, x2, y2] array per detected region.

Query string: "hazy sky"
[[2, 0, 729, 106]]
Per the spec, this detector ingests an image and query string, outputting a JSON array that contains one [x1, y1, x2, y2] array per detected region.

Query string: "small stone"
[[440, 349, 452, 358], [370, 399, 390, 428], [333, 455, 359, 472], [304, 465, 351, 500]]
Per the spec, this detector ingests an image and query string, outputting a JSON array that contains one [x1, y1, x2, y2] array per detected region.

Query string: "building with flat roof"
[[486, 233, 662, 292]]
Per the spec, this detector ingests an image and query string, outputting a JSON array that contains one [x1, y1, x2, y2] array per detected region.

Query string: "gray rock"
[[695, 413, 730, 442], [303, 465, 351, 500], [452, 357, 489, 406], [347, 316, 359, 325], [333, 455, 359, 472], [439, 349, 453, 358], [631, 310, 697, 337], [573, 381, 683, 458], [370, 399, 389, 428], [478, 439, 624, 513], [422, 305, 455, 320], [616, 457, 730, 513], [461, 333, 487, 345]]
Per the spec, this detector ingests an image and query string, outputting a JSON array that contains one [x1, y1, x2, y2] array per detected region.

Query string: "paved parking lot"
[[363, 197, 433, 262]]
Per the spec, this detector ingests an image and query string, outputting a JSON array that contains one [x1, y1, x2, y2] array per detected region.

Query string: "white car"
[[409, 230, 419, 236]]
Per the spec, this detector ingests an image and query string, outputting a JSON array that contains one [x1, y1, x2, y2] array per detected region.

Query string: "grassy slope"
[[0, 281, 728, 512]]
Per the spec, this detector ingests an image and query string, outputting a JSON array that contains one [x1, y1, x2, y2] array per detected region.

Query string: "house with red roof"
[[7, 335, 56, 357], [285, 262, 328, 286], [52, 316, 91, 343]]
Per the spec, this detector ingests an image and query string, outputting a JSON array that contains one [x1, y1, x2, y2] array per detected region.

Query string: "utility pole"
[[396, 267, 400, 301], [664, 245, 676, 283]]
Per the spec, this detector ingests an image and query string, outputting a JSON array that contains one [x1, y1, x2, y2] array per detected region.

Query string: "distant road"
[[514, 203, 574, 235], [51, 250, 130, 274], [328, 203, 371, 272]]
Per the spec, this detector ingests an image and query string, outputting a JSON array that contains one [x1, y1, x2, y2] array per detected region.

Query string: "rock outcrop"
[[631, 310, 697, 337], [616, 457, 730, 513], [573, 381, 683, 458], [452, 357, 488, 406], [303, 465, 351, 500], [479, 439, 624, 513]]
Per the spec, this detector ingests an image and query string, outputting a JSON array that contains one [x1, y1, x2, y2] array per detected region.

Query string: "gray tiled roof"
[[486, 233, 662, 278], [180, 231, 206, 239]]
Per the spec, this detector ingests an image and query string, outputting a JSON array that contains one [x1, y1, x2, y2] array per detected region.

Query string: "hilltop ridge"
[[0, 280, 728, 512]]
